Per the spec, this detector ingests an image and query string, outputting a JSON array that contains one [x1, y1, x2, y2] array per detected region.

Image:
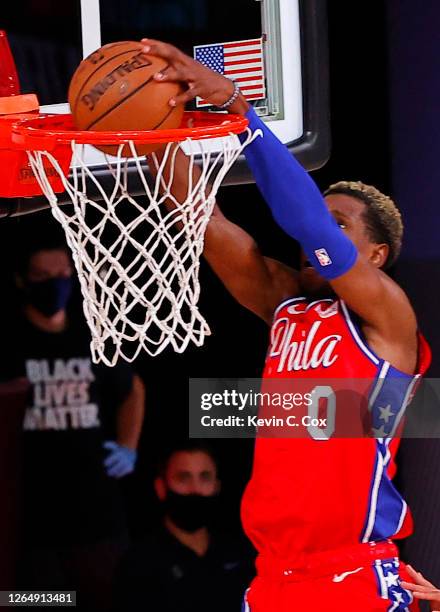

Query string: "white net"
[[26, 130, 256, 366]]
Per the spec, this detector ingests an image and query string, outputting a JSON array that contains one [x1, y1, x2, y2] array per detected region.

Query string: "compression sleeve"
[[240, 106, 358, 280]]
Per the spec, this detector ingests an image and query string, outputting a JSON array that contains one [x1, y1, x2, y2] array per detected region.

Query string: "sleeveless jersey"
[[241, 297, 431, 559]]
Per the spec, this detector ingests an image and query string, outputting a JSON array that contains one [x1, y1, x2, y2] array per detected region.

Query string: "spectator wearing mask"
[[3, 226, 145, 611], [114, 440, 255, 612]]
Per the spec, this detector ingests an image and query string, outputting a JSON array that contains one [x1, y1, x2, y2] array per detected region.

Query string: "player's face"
[[163, 451, 219, 497], [26, 249, 73, 283], [298, 194, 383, 295]]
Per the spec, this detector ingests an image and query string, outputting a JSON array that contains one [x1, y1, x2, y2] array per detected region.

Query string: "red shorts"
[[243, 541, 418, 612]]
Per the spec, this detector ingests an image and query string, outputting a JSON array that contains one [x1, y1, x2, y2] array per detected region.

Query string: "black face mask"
[[25, 277, 73, 317], [163, 490, 218, 533]]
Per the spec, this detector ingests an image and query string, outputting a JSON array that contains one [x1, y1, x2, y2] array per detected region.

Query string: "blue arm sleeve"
[[240, 107, 358, 280]]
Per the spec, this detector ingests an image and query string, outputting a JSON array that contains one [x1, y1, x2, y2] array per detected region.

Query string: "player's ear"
[[369, 243, 389, 268]]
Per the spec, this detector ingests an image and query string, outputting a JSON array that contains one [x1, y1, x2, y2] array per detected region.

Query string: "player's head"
[[15, 228, 74, 318], [299, 181, 403, 294], [154, 441, 220, 532]]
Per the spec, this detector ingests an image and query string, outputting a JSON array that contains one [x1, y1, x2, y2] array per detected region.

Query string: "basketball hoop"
[[10, 111, 258, 365]]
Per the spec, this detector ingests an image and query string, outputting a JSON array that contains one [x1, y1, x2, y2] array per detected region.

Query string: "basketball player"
[[141, 39, 431, 611]]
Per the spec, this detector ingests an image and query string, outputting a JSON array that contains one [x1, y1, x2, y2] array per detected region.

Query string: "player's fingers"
[[412, 591, 440, 601], [406, 565, 437, 588], [169, 87, 199, 107], [401, 582, 440, 600], [153, 66, 187, 84], [405, 565, 421, 581], [400, 581, 426, 591], [141, 39, 183, 63], [409, 591, 428, 599], [417, 575, 437, 588]]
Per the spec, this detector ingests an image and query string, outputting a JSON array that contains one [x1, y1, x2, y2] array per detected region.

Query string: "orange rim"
[[11, 111, 249, 151]]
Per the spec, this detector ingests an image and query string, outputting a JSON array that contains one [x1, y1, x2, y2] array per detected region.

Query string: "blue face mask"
[[25, 277, 73, 317]]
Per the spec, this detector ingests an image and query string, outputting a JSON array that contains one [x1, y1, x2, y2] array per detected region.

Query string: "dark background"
[[1, 0, 440, 596]]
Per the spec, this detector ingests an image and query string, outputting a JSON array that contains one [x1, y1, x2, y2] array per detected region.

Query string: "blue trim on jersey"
[[370, 473, 408, 543], [372, 558, 412, 611], [361, 362, 418, 543], [340, 300, 380, 365], [369, 368, 416, 436], [241, 589, 251, 612], [338, 299, 418, 543]]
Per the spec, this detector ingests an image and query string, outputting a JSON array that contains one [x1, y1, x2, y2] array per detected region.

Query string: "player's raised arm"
[[143, 39, 418, 372], [230, 107, 417, 351], [148, 145, 298, 323]]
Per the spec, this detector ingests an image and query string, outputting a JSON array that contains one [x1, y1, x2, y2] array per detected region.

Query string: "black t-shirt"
[[114, 526, 256, 612], [4, 314, 133, 545]]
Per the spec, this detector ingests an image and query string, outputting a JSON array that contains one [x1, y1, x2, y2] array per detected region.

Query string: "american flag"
[[194, 38, 266, 107]]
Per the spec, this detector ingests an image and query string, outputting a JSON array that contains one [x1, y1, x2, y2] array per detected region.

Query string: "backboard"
[[1, 0, 329, 185]]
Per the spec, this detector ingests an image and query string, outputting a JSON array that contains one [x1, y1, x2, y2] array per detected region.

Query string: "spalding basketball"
[[68, 41, 184, 155]]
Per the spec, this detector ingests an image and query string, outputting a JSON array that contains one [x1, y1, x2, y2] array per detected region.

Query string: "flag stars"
[[372, 424, 388, 437], [194, 39, 266, 106], [392, 590, 404, 604], [195, 46, 224, 74], [378, 404, 395, 423], [384, 572, 400, 588]]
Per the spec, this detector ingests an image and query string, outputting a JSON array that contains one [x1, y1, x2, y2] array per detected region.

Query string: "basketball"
[[68, 41, 185, 155]]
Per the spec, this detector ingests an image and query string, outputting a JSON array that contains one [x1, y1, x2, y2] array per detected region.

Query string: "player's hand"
[[141, 38, 249, 113], [401, 565, 440, 611], [103, 441, 137, 478]]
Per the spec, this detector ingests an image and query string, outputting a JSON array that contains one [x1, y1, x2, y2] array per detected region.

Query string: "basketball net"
[[26, 130, 258, 365]]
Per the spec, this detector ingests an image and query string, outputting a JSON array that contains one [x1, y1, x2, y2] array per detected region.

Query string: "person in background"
[[2, 225, 145, 612], [114, 440, 255, 612]]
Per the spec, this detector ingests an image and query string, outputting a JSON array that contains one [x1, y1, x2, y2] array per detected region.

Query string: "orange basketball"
[[68, 41, 184, 155]]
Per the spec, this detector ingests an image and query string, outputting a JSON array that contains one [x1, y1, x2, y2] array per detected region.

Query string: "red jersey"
[[241, 297, 431, 559]]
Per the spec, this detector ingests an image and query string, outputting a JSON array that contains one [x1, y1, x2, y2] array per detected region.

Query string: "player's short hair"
[[323, 181, 403, 269], [156, 440, 219, 479]]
